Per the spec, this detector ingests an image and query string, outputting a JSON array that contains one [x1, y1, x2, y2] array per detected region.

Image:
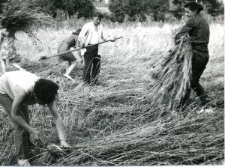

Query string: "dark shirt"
[[175, 14, 210, 57]]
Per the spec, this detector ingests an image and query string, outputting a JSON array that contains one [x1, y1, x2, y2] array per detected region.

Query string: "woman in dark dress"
[[175, 2, 211, 111]]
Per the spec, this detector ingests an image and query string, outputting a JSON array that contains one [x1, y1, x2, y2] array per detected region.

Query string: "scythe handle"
[[42, 36, 123, 60]]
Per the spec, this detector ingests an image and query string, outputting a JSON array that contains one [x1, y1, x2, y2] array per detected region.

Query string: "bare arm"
[[48, 101, 70, 147], [11, 86, 35, 134]]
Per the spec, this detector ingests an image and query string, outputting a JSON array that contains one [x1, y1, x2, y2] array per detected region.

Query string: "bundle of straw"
[[31, 108, 224, 165], [1, 1, 52, 33], [145, 35, 193, 111]]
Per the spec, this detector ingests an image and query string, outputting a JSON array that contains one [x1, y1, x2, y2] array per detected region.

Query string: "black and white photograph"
[[0, 0, 224, 165]]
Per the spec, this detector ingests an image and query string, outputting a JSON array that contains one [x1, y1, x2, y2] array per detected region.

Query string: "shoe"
[[198, 107, 214, 114], [63, 74, 74, 81], [204, 107, 214, 113], [17, 159, 30, 166]]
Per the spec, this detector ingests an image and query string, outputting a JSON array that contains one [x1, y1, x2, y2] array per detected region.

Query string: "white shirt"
[[78, 22, 111, 46], [0, 71, 39, 99]]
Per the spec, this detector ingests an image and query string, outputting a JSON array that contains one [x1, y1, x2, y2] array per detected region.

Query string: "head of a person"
[[92, 12, 103, 26], [72, 28, 82, 35], [184, 2, 204, 18], [33, 79, 59, 105]]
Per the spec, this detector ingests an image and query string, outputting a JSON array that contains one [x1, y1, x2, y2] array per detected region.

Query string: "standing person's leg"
[[191, 54, 209, 106], [92, 54, 101, 84], [58, 42, 77, 79], [83, 47, 96, 84], [0, 94, 29, 160], [64, 61, 77, 81]]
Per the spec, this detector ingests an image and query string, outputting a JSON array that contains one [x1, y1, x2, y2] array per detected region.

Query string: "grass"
[[0, 20, 224, 165]]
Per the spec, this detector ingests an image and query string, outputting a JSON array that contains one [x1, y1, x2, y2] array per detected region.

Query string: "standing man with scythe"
[[78, 12, 117, 85]]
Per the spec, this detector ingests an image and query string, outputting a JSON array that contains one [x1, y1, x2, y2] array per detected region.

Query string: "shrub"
[[109, 0, 147, 23]]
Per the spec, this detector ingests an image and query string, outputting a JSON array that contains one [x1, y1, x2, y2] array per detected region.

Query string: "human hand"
[[30, 129, 45, 147], [30, 129, 39, 142]]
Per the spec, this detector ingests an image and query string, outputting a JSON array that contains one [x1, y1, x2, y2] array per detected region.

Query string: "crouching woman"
[[0, 70, 70, 165]]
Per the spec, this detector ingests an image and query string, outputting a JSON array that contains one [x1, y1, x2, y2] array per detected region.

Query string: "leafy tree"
[[0, 0, 8, 13], [172, 0, 224, 16], [109, 0, 147, 22], [144, 0, 169, 21], [34, 0, 95, 18], [0, 0, 95, 19], [108, 0, 126, 22], [65, 0, 95, 18], [109, 0, 223, 22]]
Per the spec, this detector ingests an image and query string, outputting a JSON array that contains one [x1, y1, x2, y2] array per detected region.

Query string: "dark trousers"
[[83, 45, 101, 84], [183, 52, 209, 106], [0, 94, 30, 159]]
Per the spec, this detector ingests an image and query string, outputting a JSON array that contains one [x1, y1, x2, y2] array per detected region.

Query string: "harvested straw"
[[144, 35, 193, 111], [31, 107, 224, 165], [1, 1, 52, 33]]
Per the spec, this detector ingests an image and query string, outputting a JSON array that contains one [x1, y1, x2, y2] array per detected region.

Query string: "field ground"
[[0, 22, 224, 165]]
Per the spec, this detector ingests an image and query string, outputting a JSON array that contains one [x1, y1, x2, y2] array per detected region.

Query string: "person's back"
[[58, 34, 78, 52], [0, 70, 39, 99]]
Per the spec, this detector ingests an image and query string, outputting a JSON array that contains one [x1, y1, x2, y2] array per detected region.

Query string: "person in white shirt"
[[78, 12, 115, 85], [0, 70, 70, 166]]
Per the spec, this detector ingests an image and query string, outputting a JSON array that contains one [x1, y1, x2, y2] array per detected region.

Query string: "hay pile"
[[30, 106, 223, 166], [1, 1, 52, 34], [144, 35, 193, 111], [24, 35, 222, 166], [0, 33, 223, 165]]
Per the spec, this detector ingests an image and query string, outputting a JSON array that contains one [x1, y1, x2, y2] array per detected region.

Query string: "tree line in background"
[[0, 0, 224, 23], [108, 0, 224, 22]]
